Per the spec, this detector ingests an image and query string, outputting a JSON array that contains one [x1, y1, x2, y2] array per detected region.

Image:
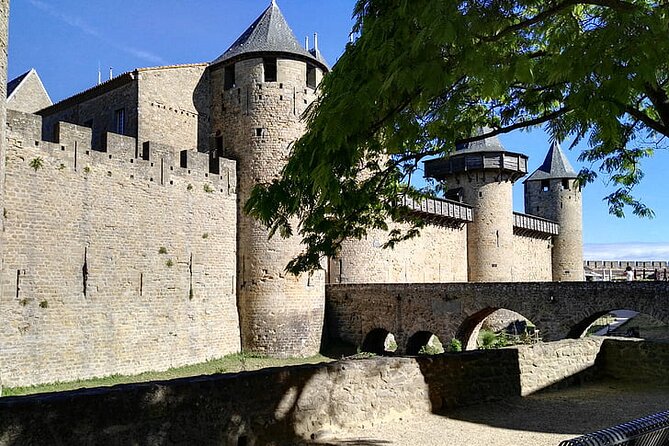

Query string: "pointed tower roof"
[[211, 1, 329, 71], [526, 141, 578, 182]]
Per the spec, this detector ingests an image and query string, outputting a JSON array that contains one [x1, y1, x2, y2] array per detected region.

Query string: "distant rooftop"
[[7, 69, 31, 98], [211, 1, 328, 71]]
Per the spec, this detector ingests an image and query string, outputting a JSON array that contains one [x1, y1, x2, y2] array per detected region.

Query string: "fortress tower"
[[425, 133, 528, 282], [209, 2, 329, 357], [525, 141, 584, 281]]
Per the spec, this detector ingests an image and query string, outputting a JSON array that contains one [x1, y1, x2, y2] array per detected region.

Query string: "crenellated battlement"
[[6, 109, 236, 195]]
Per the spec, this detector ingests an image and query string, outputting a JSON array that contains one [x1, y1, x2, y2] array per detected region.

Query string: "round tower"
[[424, 132, 528, 282], [524, 141, 584, 281], [209, 2, 328, 357]]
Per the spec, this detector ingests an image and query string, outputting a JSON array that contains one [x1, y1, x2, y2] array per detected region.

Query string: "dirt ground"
[[316, 380, 669, 446]]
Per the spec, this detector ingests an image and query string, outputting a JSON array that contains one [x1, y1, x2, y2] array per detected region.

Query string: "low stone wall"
[[0, 349, 520, 445], [596, 338, 669, 385], [0, 339, 664, 445], [518, 337, 604, 396]]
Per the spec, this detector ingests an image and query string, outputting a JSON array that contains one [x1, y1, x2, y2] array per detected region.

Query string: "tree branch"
[[481, 0, 640, 42], [456, 107, 572, 145]]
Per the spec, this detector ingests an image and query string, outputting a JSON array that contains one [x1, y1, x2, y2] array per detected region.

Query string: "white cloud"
[[584, 242, 669, 261], [28, 0, 167, 66]]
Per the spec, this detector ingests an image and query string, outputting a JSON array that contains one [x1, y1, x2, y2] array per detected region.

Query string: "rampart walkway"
[[325, 282, 669, 353]]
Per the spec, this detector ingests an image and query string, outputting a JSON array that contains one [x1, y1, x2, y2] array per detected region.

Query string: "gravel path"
[[317, 381, 669, 446]]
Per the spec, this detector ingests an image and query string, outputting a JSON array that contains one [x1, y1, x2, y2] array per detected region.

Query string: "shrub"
[[158, 247, 168, 254], [478, 329, 500, 349], [166, 259, 174, 267], [418, 344, 441, 355], [447, 338, 462, 352]]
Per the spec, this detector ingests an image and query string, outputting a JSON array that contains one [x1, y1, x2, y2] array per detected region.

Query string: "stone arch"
[[567, 307, 669, 340], [406, 331, 443, 355], [361, 328, 397, 355], [456, 307, 540, 351]]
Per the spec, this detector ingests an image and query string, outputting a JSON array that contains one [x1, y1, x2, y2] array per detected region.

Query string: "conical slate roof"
[[211, 1, 328, 71], [455, 127, 508, 154], [526, 141, 578, 181]]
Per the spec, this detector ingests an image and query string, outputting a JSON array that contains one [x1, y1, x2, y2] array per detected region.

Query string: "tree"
[[247, 0, 669, 273]]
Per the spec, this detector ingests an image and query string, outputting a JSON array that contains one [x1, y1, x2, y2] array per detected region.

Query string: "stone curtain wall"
[[6, 71, 52, 113], [0, 338, 657, 445], [511, 233, 553, 281], [329, 224, 468, 284], [0, 0, 8, 312], [0, 110, 240, 387], [137, 65, 209, 152], [326, 282, 669, 351]]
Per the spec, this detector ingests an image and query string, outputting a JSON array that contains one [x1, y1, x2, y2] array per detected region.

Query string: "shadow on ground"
[[444, 380, 669, 435]]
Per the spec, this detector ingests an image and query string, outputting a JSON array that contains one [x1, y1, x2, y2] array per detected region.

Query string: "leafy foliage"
[[247, 0, 669, 273], [448, 338, 463, 353]]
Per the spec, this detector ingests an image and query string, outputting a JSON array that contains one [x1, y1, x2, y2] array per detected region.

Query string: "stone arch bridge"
[[325, 282, 669, 353]]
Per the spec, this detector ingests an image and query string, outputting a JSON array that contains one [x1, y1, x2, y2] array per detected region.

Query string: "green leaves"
[[247, 0, 669, 273]]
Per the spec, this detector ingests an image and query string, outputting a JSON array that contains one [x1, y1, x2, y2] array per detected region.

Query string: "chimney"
[[109, 67, 113, 80], [305, 35, 309, 50], [313, 33, 319, 52]]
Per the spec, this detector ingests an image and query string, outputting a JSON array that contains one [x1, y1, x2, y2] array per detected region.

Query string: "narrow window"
[[263, 57, 277, 82], [255, 128, 263, 137], [141, 141, 150, 160], [562, 179, 570, 190], [306, 63, 317, 89], [180, 150, 188, 168], [224, 64, 235, 90], [541, 179, 550, 192], [114, 108, 125, 134]]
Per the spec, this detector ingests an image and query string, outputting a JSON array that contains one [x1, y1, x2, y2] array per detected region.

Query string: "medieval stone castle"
[[0, 1, 583, 388]]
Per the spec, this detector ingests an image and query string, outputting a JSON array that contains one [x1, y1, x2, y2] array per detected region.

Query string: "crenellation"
[[6, 110, 231, 190]]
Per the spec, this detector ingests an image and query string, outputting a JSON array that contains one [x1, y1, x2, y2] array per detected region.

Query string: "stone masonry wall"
[[512, 233, 552, 281], [596, 338, 669, 385], [0, 0, 7, 312], [211, 57, 325, 357], [517, 337, 604, 395], [6, 70, 52, 113], [525, 178, 583, 281], [328, 223, 468, 284], [0, 338, 657, 445], [137, 65, 209, 152], [41, 78, 139, 150], [455, 172, 515, 282], [0, 349, 523, 445], [0, 110, 240, 387], [326, 282, 669, 350]]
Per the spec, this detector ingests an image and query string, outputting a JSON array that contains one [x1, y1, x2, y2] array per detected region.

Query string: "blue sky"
[[7, 0, 669, 260]]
